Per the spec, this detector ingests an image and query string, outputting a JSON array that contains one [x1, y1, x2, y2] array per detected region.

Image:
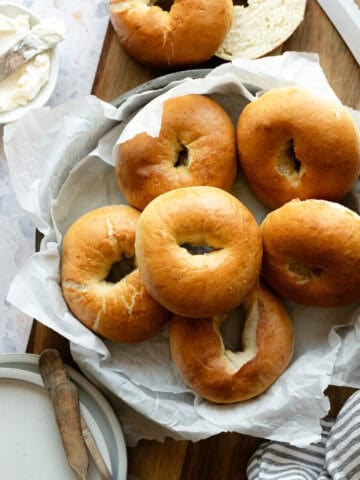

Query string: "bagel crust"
[[237, 87, 360, 209], [170, 282, 294, 403], [260, 199, 360, 307], [135, 186, 263, 318], [116, 94, 237, 210], [109, 0, 233, 68], [61, 205, 169, 342]]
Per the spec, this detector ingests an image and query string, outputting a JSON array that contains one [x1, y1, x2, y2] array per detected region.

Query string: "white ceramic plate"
[[0, 354, 127, 480], [0, 2, 60, 124]]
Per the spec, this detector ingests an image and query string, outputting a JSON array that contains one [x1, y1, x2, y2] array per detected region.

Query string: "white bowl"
[[0, 2, 60, 124]]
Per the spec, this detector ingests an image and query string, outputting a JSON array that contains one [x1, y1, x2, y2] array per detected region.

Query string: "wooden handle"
[[39, 348, 69, 392], [53, 381, 89, 479], [39, 349, 112, 479]]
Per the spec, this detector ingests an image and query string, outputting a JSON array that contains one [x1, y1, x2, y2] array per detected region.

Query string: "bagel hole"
[[233, 0, 249, 6], [105, 256, 135, 283], [174, 144, 189, 168], [277, 139, 302, 177], [288, 260, 324, 283], [219, 305, 245, 352], [152, 0, 174, 11], [180, 242, 218, 255]]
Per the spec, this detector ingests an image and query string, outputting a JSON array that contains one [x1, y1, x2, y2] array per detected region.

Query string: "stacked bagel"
[[61, 88, 360, 404]]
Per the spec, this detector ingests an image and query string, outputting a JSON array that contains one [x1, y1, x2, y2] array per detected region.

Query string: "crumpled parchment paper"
[[4, 52, 360, 447]]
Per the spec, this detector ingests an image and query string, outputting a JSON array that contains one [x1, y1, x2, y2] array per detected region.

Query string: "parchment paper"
[[4, 53, 360, 447]]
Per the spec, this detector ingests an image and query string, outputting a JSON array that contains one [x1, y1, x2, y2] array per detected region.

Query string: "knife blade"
[[316, 0, 360, 65], [39, 349, 112, 480], [0, 18, 65, 83]]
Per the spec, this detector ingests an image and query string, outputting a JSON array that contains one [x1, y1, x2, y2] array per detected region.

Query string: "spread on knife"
[[0, 13, 65, 113]]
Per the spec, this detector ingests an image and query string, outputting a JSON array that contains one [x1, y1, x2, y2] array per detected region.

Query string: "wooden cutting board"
[[28, 0, 360, 478]]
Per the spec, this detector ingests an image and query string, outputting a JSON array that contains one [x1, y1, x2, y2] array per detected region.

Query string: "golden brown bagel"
[[260, 199, 360, 307], [109, 0, 233, 68], [116, 94, 237, 211], [135, 186, 263, 318], [170, 282, 294, 404], [237, 87, 360, 209], [61, 205, 169, 342]]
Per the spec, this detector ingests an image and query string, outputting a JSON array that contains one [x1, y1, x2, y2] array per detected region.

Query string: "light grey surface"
[[0, 0, 109, 353]]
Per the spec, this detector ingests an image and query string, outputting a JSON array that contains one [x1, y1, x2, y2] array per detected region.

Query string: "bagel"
[[260, 199, 360, 307], [135, 186, 263, 318], [116, 94, 237, 210], [170, 282, 294, 403], [216, 0, 306, 61], [237, 87, 360, 209], [61, 205, 169, 342], [109, 0, 233, 68]]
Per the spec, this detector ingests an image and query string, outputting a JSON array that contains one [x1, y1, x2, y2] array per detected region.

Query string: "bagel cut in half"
[[170, 282, 294, 403], [216, 0, 306, 60], [110, 0, 233, 68]]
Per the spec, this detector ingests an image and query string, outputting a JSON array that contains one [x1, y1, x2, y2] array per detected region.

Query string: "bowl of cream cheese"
[[0, 3, 65, 124]]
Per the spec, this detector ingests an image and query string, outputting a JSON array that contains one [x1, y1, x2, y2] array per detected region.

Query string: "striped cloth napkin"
[[248, 390, 360, 479]]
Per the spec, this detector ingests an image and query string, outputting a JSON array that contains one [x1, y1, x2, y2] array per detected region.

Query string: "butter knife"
[[39, 349, 89, 480], [0, 17, 66, 83], [39, 349, 112, 480], [316, 0, 360, 65]]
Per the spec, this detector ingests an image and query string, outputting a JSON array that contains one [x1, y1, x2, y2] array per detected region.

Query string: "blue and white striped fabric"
[[248, 390, 360, 479]]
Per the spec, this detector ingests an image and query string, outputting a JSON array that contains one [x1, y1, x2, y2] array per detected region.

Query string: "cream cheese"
[[0, 13, 29, 52], [0, 13, 52, 113]]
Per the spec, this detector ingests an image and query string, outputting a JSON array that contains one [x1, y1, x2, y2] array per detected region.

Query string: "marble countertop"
[[0, 0, 109, 352]]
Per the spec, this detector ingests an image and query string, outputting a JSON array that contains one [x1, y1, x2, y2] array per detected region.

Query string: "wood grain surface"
[[28, 1, 360, 478]]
